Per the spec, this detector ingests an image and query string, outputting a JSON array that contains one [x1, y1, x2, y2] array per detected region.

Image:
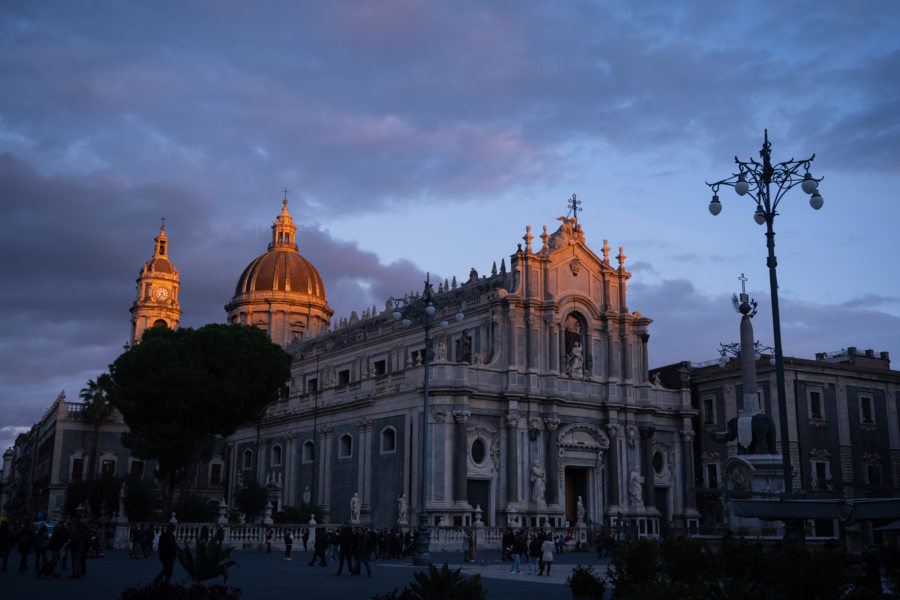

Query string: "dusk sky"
[[2, 1, 898, 452]]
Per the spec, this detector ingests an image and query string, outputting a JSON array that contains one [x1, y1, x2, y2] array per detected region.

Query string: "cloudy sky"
[[2, 1, 898, 451]]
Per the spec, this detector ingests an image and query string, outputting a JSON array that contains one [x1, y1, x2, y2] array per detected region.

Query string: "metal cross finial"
[[567, 193, 582, 220], [161, 216, 166, 231], [739, 273, 747, 294], [282, 188, 290, 200]]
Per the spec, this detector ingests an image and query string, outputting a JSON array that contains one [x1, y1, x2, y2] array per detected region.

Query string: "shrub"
[[172, 495, 217, 523], [566, 564, 607, 599], [234, 480, 268, 522], [176, 539, 238, 585]]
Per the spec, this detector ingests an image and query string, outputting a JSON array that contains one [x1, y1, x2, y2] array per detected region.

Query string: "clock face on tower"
[[154, 286, 170, 302]]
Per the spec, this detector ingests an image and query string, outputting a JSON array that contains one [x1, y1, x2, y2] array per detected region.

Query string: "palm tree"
[[79, 373, 113, 481]]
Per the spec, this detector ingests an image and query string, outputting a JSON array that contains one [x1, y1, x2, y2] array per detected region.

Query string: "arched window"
[[302, 440, 315, 463], [339, 434, 353, 459], [242, 449, 253, 470], [271, 444, 282, 466], [380, 427, 396, 454]]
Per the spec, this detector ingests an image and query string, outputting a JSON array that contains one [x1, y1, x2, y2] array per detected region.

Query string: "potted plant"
[[566, 564, 606, 600]]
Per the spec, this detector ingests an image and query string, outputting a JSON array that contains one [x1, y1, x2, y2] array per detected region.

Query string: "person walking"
[[16, 523, 33, 573], [0, 521, 14, 571], [265, 527, 273, 553], [69, 522, 89, 579], [283, 529, 293, 560], [461, 529, 471, 562], [528, 533, 541, 574], [539, 535, 554, 576], [508, 531, 522, 573], [153, 524, 177, 585], [334, 523, 353, 575], [33, 524, 49, 577], [301, 528, 310, 552], [351, 526, 371, 577], [307, 527, 328, 567]]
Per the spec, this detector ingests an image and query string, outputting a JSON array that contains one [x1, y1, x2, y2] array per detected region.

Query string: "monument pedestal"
[[724, 454, 785, 535]]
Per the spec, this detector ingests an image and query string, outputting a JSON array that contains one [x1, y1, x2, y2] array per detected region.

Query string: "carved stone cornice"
[[432, 409, 449, 423], [605, 423, 623, 438], [453, 410, 472, 424], [544, 416, 561, 431], [505, 413, 520, 428]]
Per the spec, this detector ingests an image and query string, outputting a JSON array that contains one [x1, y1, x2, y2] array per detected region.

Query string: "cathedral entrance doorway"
[[467, 479, 491, 524], [565, 467, 589, 524]]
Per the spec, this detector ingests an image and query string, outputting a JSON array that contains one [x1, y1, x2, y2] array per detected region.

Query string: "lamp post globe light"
[[705, 129, 824, 498], [391, 273, 463, 565]]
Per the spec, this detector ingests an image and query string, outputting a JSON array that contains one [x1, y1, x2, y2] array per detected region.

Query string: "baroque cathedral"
[[199, 198, 700, 535]]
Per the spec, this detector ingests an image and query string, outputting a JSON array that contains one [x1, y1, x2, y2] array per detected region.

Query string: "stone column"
[[544, 417, 560, 504], [639, 425, 655, 507], [318, 426, 333, 513], [285, 433, 298, 506], [358, 418, 373, 517], [505, 413, 520, 504], [453, 410, 471, 505], [605, 423, 621, 506], [681, 430, 697, 509]]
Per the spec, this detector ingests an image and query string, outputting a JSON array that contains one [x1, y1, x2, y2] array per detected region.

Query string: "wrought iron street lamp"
[[391, 274, 463, 565], [705, 130, 824, 496]]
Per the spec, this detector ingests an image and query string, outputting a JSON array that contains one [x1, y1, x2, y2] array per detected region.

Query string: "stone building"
[[223, 201, 699, 535], [653, 346, 900, 537]]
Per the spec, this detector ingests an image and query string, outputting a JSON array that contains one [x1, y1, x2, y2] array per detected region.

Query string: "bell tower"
[[129, 222, 182, 346]]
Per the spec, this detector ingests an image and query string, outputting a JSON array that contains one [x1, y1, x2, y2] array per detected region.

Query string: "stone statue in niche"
[[566, 340, 584, 378], [576, 496, 586, 523], [531, 460, 546, 503], [397, 494, 408, 523], [459, 331, 472, 363], [350, 492, 361, 522], [563, 314, 584, 379], [436, 338, 447, 361], [629, 470, 644, 506]]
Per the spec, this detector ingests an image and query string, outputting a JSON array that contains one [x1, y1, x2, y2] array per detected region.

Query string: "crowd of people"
[[500, 528, 557, 575], [0, 519, 104, 579], [266, 523, 414, 576]]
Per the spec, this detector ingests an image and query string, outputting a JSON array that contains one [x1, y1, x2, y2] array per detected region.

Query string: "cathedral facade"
[[221, 201, 699, 535]]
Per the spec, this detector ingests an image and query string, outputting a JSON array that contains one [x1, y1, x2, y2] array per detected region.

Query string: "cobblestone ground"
[[0, 548, 612, 600]]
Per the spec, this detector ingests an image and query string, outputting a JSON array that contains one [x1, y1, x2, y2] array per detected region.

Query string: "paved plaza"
[[1, 547, 612, 599]]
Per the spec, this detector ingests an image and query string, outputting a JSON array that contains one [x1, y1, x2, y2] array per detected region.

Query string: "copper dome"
[[234, 248, 327, 300]]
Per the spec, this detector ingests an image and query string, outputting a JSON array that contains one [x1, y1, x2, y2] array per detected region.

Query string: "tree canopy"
[[108, 323, 291, 502]]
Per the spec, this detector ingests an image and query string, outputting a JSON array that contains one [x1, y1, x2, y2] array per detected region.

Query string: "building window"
[[381, 427, 396, 454], [702, 397, 715, 425], [706, 463, 719, 489], [242, 449, 253, 470], [373, 360, 387, 376], [130, 460, 145, 478], [271, 445, 282, 467], [338, 369, 350, 385], [210, 463, 223, 485], [809, 389, 824, 420], [470, 438, 487, 465], [101, 459, 116, 475], [814, 462, 828, 490], [71, 457, 84, 482], [860, 395, 875, 424], [308, 377, 318, 394], [302, 440, 315, 463], [339, 434, 353, 459], [868, 464, 882, 489]]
